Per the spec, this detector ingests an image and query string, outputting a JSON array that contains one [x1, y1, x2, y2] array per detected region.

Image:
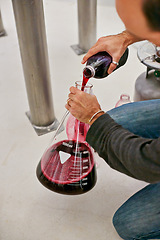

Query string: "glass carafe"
[[36, 81, 97, 195], [115, 94, 131, 107]]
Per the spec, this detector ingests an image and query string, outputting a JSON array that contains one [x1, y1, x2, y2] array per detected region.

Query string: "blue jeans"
[[107, 99, 160, 240]]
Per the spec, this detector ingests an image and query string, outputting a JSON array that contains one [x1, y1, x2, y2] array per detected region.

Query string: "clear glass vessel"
[[115, 94, 131, 107], [36, 81, 97, 195]]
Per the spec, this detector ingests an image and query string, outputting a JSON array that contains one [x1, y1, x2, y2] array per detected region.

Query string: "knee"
[[112, 206, 153, 240], [112, 208, 136, 240], [112, 209, 127, 240]]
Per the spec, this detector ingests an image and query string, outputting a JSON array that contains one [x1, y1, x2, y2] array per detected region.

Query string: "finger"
[[68, 93, 75, 101], [81, 54, 89, 64], [66, 98, 70, 106], [66, 98, 71, 104], [108, 63, 117, 74], [66, 98, 73, 108], [65, 102, 70, 111], [69, 86, 79, 94], [81, 43, 98, 64], [81, 49, 98, 64], [68, 92, 83, 104], [81, 46, 102, 64]]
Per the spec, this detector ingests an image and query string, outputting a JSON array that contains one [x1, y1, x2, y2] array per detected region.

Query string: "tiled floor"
[[0, 0, 147, 239]]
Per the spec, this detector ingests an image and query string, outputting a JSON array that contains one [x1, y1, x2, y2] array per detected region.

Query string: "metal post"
[[12, 0, 59, 135], [71, 0, 97, 55], [0, 10, 7, 37]]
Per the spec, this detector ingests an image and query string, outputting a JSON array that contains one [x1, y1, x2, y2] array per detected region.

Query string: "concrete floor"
[[0, 0, 148, 239]]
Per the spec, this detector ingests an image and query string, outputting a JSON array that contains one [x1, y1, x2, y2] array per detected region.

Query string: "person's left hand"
[[65, 86, 104, 125]]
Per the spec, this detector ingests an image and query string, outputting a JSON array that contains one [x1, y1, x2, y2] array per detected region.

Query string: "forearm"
[[117, 30, 144, 50], [86, 113, 160, 183]]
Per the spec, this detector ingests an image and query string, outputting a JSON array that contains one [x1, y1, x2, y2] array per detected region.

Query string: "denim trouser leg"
[[107, 99, 160, 139], [112, 184, 160, 240], [107, 99, 160, 240]]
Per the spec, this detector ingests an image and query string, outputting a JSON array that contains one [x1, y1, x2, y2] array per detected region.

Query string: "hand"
[[65, 87, 104, 125], [81, 30, 141, 74]]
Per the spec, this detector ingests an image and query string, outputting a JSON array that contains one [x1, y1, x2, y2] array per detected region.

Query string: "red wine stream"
[[81, 74, 90, 91]]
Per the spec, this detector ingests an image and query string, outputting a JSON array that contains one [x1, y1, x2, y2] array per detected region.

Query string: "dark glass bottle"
[[83, 48, 129, 79]]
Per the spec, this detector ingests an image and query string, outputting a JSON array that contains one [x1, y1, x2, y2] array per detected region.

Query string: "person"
[[65, 0, 160, 239]]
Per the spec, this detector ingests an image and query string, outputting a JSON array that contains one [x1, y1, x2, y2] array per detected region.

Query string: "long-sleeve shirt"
[[86, 113, 160, 183]]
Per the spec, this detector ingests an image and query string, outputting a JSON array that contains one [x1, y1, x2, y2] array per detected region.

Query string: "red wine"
[[36, 140, 97, 195], [81, 74, 89, 91], [83, 48, 129, 79]]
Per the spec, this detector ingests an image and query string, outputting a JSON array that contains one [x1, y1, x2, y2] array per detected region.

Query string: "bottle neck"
[[83, 66, 95, 78]]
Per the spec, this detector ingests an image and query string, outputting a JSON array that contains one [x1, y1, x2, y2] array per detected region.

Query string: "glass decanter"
[[36, 81, 97, 195], [115, 94, 131, 107]]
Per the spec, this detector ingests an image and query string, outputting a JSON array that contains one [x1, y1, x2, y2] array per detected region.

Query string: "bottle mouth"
[[83, 66, 95, 78]]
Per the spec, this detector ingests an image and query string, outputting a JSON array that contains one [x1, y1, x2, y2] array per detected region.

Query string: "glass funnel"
[[36, 81, 97, 195]]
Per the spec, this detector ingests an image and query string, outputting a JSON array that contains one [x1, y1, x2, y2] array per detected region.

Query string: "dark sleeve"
[[86, 113, 160, 183]]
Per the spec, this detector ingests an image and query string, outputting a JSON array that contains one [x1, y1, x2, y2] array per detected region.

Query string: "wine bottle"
[[83, 48, 129, 79]]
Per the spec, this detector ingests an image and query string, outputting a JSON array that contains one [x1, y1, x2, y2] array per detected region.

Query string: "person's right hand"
[[81, 30, 141, 74]]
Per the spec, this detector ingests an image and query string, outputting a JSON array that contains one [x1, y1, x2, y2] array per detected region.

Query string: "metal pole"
[[0, 10, 6, 37], [12, 0, 58, 135], [71, 0, 97, 55]]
